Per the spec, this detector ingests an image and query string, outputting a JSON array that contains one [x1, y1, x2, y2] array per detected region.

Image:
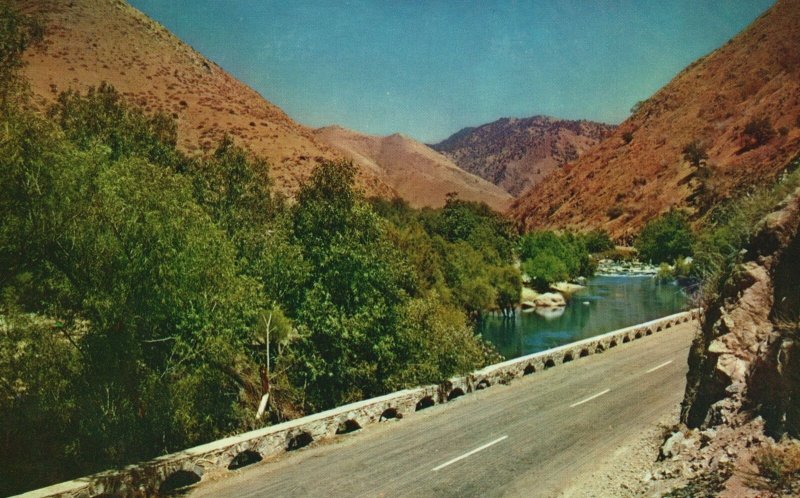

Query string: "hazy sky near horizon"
[[130, 1, 773, 143]]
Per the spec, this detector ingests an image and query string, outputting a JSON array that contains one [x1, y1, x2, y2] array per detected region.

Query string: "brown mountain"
[[432, 116, 614, 196], [509, 0, 800, 240], [315, 126, 513, 211], [13, 0, 394, 198]]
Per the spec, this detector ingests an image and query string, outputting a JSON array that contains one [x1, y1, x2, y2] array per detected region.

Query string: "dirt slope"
[[13, 0, 395, 198], [315, 126, 513, 210], [509, 0, 800, 240], [431, 116, 614, 196]]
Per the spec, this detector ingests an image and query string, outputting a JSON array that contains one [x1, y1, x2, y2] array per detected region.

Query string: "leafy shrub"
[[682, 140, 708, 167], [743, 116, 775, 148], [582, 229, 615, 253], [522, 253, 569, 292], [752, 444, 800, 494]]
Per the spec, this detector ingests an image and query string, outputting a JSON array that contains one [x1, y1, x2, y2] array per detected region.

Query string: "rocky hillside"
[[314, 126, 513, 211], [640, 187, 800, 495], [431, 116, 614, 196], [682, 187, 800, 437], [13, 0, 394, 198], [509, 0, 800, 240]]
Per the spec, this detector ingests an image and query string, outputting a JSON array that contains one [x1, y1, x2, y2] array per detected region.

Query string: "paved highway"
[[192, 321, 697, 497]]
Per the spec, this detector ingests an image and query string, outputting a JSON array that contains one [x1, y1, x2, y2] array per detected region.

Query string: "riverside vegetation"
[[8, 3, 787, 494], [0, 8, 530, 494]]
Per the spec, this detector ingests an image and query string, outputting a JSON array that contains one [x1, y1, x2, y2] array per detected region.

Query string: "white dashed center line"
[[431, 436, 508, 471], [646, 360, 673, 373], [569, 388, 611, 408]]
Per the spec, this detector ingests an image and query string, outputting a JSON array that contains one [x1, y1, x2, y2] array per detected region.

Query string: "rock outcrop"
[[681, 187, 800, 437]]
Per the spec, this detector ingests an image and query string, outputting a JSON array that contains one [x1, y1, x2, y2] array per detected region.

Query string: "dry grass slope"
[[509, 0, 800, 240], [315, 125, 513, 210], [14, 0, 395, 198]]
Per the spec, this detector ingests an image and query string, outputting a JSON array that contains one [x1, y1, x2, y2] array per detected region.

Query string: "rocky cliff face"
[[682, 187, 800, 437]]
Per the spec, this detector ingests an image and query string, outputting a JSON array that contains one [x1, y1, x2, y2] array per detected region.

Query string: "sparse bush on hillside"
[[607, 205, 624, 220], [622, 131, 634, 144], [743, 116, 775, 148], [751, 443, 800, 494], [691, 158, 800, 296], [682, 139, 708, 167], [630, 100, 645, 115]]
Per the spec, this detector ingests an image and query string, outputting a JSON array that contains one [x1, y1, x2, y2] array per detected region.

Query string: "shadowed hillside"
[[432, 116, 614, 196], [509, 0, 800, 240]]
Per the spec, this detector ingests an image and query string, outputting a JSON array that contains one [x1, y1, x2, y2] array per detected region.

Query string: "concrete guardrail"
[[19, 309, 701, 497]]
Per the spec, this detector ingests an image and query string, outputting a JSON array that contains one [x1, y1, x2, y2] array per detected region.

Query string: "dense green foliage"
[[519, 231, 596, 291], [0, 9, 504, 493], [371, 194, 521, 318], [582, 229, 615, 253], [0, 5, 41, 112], [634, 210, 695, 264], [691, 161, 800, 295]]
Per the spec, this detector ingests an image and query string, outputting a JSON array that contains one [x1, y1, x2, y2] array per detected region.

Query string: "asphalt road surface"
[[192, 321, 697, 498]]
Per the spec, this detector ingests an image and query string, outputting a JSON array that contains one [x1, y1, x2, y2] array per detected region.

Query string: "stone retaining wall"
[[21, 309, 700, 498]]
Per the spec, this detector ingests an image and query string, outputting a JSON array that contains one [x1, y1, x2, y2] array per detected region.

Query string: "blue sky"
[[129, 1, 773, 143]]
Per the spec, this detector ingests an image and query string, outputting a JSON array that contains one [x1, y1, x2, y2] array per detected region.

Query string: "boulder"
[[533, 292, 566, 307]]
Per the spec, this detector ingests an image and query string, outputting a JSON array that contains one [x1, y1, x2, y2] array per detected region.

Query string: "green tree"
[[288, 161, 414, 410], [519, 231, 594, 288], [634, 210, 695, 263], [490, 266, 522, 316], [0, 114, 267, 487], [522, 253, 570, 292], [582, 229, 615, 253], [386, 295, 488, 389], [47, 83, 182, 168], [0, 6, 41, 113]]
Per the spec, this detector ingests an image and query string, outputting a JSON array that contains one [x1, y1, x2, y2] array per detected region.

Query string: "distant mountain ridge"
[[509, 0, 800, 239], [314, 126, 513, 211], [431, 116, 615, 196]]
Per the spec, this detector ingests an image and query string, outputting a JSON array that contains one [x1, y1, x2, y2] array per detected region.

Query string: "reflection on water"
[[533, 307, 565, 320], [479, 275, 690, 359]]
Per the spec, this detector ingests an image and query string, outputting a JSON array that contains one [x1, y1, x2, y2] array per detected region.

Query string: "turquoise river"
[[480, 275, 691, 359]]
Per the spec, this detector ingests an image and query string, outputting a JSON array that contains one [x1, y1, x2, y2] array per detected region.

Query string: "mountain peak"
[[432, 116, 615, 196]]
